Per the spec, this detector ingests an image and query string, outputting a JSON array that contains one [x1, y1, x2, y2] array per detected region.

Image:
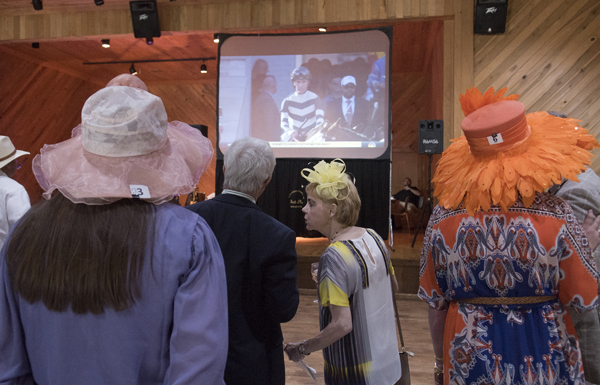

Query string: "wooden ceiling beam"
[[0, 0, 454, 42]]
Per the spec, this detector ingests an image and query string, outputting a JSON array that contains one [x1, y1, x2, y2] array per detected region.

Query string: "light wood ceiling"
[[0, 0, 246, 16]]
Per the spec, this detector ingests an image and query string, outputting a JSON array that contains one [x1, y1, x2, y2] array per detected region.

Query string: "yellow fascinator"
[[301, 158, 350, 201]]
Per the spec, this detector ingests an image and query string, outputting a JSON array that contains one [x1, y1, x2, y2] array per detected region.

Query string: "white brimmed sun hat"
[[0, 136, 29, 169]]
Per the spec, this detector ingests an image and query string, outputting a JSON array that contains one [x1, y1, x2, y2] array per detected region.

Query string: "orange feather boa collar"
[[433, 87, 600, 215]]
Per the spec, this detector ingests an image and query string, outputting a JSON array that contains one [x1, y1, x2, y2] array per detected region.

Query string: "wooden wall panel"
[[0, 53, 41, 108], [447, 0, 473, 139], [428, 19, 444, 119], [390, 19, 444, 197], [391, 73, 428, 153], [393, 20, 444, 73], [390, 70, 442, 196], [148, 83, 218, 197], [0, 51, 99, 203], [474, 0, 600, 172]]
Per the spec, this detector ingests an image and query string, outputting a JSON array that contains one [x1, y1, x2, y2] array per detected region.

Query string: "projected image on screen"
[[218, 29, 390, 159]]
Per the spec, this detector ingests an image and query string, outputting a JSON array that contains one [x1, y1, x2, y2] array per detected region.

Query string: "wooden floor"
[[282, 293, 434, 385]]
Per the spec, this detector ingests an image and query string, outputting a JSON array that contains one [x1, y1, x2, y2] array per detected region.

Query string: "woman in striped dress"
[[285, 159, 402, 385]]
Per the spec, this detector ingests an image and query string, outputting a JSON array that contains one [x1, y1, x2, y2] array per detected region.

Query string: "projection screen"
[[217, 29, 391, 159]]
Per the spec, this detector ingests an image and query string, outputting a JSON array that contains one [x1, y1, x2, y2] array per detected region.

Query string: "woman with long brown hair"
[[0, 83, 228, 384]]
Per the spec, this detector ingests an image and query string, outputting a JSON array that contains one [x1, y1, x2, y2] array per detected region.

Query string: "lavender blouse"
[[0, 203, 228, 385]]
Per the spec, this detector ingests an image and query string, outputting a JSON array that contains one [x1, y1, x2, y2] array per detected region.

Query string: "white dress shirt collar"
[[222, 189, 256, 204]]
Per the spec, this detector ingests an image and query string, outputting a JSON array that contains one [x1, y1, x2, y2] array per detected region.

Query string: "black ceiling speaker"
[[474, 0, 508, 35], [130, 0, 161, 39], [418, 120, 444, 154]]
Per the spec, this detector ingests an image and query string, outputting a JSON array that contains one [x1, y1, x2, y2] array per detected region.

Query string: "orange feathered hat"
[[432, 87, 600, 215]]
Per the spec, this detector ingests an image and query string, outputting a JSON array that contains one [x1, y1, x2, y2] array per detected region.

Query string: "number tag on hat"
[[487, 133, 504, 145], [130, 185, 151, 199]]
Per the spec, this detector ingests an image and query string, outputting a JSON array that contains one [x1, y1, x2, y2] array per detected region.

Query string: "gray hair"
[[223, 137, 276, 195]]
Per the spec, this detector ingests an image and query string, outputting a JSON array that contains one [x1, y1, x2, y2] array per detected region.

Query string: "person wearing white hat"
[[0, 86, 228, 384], [324, 75, 372, 136], [0, 135, 30, 250]]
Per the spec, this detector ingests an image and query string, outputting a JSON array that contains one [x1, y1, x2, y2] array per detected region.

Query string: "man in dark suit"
[[187, 137, 299, 385], [324, 75, 372, 137]]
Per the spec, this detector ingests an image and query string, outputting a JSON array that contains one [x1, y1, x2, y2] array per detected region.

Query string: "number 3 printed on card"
[[130, 185, 151, 198]]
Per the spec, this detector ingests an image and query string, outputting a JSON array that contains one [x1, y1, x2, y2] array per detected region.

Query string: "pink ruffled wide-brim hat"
[[33, 86, 213, 205]]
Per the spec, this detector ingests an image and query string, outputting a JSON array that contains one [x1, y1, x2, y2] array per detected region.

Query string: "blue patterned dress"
[[419, 193, 599, 385]]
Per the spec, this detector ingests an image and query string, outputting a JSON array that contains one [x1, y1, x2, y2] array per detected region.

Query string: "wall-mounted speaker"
[[474, 0, 508, 35], [130, 0, 161, 39], [418, 120, 444, 154]]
